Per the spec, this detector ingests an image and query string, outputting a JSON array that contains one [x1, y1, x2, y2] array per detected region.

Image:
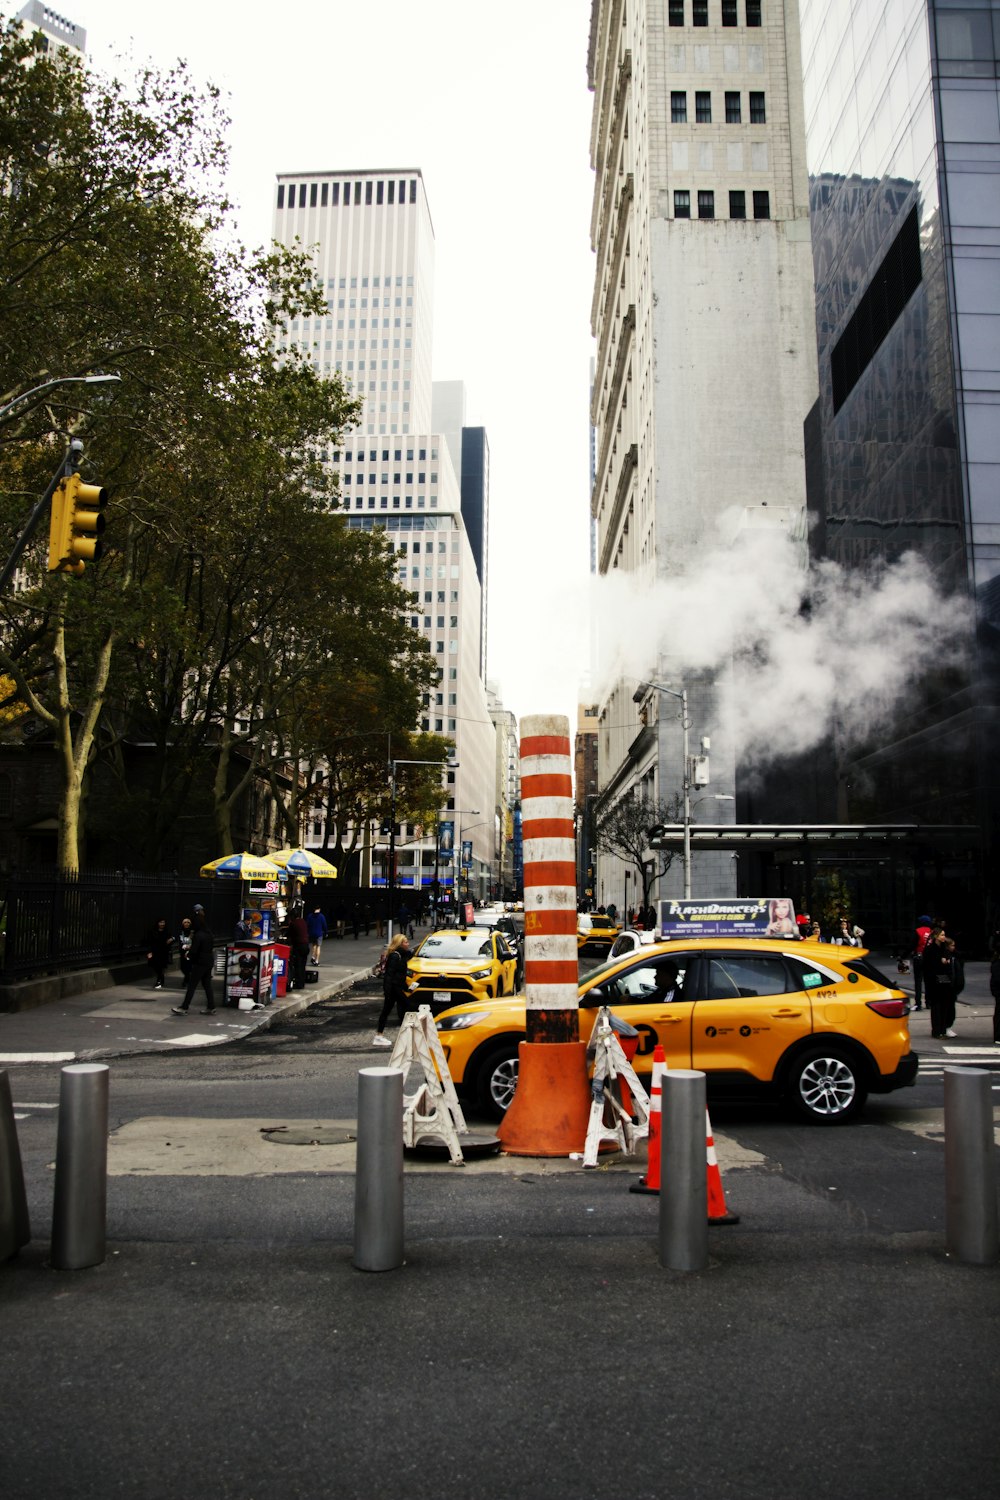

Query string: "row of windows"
[[670, 0, 761, 24], [342, 473, 435, 484], [335, 448, 432, 462], [277, 178, 418, 210], [675, 188, 770, 219], [671, 90, 766, 123], [345, 494, 439, 511]]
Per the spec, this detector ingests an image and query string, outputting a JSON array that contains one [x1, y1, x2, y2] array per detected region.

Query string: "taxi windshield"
[[417, 933, 492, 961]]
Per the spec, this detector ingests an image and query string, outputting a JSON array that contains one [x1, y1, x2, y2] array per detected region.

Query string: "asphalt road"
[[2, 982, 999, 1500]]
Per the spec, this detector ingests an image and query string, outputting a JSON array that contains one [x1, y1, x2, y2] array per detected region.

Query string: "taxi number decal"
[[633, 1023, 658, 1056]]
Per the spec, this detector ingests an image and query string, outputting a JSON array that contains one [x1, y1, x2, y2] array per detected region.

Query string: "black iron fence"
[[0, 868, 241, 982]]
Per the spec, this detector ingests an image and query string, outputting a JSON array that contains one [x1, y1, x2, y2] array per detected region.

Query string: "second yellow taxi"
[[407, 927, 520, 1014]]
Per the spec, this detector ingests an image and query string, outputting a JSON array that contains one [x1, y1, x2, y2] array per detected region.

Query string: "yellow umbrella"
[[268, 848, 339, 879], [200, 852, 286, 880]]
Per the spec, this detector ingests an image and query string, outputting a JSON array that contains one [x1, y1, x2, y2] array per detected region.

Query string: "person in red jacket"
[[912, 915, 933, 1010]]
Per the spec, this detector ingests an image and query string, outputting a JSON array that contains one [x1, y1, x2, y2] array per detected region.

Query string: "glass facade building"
[[797, 0, 1000, 934]]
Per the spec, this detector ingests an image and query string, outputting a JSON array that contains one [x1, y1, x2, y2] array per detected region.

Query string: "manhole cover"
[[261, 1126, 355, 1146]]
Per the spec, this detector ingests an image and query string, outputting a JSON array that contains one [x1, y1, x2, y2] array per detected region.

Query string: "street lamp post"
[[634, 680, 692, 899]]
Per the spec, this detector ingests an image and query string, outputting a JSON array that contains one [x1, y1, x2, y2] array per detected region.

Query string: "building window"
[[376, 180, 384, 204], [831, 206, 922, 413], [669, 0, 684, 22], [725, 91, 742, 122], [722, 0, 737, 23], [730, 190, 746, 218], [695, 91, 712, 123], [749, 92, 766, 123], [693, 0, 708, 23], [671, 91, 687, 123], [354, 181, 362, 204], [410, 179, 417, 203], [746, 0, 762, 23], [698, 190, 715, 219], [365, 181, 373, 204], [276, 185, 285, 209], [674, 190, 691, 218], [332, 182, 340, 205], [310, 183, 317, 207], [299, 184, 307, 207], [752, 189, 770, 219], [321, 182, 328, 206]]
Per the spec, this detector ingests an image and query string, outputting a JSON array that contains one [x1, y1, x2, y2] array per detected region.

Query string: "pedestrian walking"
[[306, 905, 328, 963], [922, 927, 958, 1038], [372, 932, 412, 1047], [145, 917, 174, 990], [171, 914, 216, 1015]]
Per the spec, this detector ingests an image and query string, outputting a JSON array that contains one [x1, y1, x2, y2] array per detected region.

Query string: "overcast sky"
[[72, 0, 597, 735]]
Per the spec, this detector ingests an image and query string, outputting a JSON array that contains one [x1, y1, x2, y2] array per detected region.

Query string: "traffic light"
[[47, 472, 107, 575]]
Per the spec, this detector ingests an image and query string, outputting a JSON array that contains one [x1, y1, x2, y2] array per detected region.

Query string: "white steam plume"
[[589, 523, 969, 763]]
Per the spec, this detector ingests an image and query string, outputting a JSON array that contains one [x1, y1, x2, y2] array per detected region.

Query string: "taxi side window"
[[615, 958, 687, 1003], [703, 955, 789, 1000], [784, 956, 831, 990]]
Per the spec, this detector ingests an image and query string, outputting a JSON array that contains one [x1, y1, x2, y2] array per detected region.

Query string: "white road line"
[[11, 1102, 57, 1109]]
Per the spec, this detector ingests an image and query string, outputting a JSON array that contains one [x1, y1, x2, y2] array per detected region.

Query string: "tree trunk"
[[52, 609, 115, 875]]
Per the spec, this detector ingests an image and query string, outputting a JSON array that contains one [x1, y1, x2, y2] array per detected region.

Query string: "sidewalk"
[[0, 931, 388, 1065]]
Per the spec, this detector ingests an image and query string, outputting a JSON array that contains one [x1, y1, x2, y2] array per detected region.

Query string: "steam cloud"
[[589, 521, 970, 764]]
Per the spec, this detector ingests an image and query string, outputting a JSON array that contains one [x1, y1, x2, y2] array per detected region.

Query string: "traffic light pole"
[[0, 438, 78, 596]]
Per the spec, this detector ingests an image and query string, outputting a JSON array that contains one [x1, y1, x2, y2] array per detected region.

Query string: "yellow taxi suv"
[[434, 937, 918, 1123], [577, 912, 620, 957], [407, 928, 520, 1015]]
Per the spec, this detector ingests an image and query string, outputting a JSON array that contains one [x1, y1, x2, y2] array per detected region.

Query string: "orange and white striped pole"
[[497, 714, 592, 1155]]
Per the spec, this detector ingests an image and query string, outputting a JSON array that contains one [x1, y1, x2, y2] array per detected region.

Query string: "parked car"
[[435, 936, 917, 1123]]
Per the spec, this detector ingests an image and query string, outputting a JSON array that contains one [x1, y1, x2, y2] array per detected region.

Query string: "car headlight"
[[469, 968, 492, 980], [436, 1011, 492, 1031]]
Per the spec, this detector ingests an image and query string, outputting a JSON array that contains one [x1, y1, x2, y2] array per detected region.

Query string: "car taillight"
[[866, 998, 908, 1018]]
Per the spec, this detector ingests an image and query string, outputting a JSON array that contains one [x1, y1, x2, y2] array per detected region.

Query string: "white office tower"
[[271, 168, 496, 903], [586, 0, 818, 899], [15, 2, 86, 58]]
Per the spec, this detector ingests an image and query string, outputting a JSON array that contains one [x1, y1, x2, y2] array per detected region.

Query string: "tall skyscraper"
[[796, 0, 1000, 924], [15, 2, 86, 57], [270, 168, 496, 900], [586, 0, 819, 900]]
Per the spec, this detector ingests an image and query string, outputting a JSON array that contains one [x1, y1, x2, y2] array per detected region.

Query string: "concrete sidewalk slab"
[[0, 931, 390, 1065]]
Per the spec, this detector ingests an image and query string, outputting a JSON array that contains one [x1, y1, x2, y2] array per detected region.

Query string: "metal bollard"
[[353, 1066, 404, 1272], [51, 1063, 109, 1271], [659, 1069, 708, 1272], [0, 1069, 31, 1259], [944, 1067, 999, 1266]]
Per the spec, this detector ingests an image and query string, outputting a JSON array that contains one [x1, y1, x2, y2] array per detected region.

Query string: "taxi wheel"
[[477, 1043, 520, 1119], [789, 1046, 867, 1124]]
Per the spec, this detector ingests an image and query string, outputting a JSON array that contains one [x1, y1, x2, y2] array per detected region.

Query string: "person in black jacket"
[[372, 932, 412, 1047], [171, 915, 216, 1015], [922, 928, 958, 1039], [145, 917, 174, 990]]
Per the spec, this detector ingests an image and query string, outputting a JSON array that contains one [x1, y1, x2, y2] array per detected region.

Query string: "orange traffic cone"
[[629, 1045, 666, 1195], [706, 1108, 740, 1225]]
